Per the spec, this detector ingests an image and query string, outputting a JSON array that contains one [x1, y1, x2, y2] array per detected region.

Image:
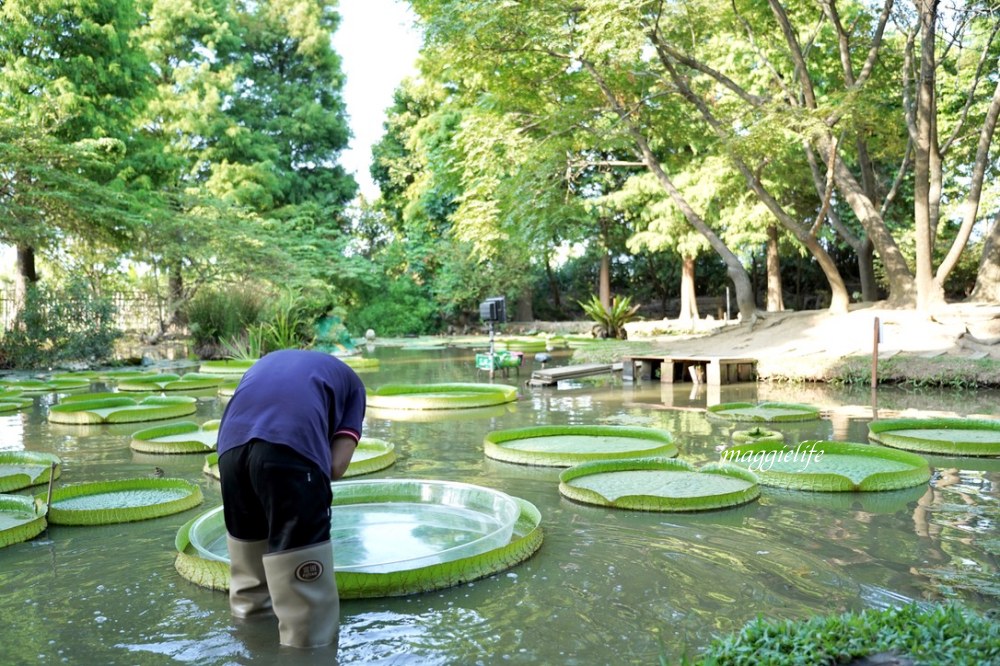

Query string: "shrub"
[[0, 280, 121, 369], [185, 285, 266, 351], [578, 294, 640, 339], [349, 277, 440, 337]]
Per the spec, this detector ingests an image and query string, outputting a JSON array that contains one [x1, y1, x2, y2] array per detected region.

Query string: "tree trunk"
[[970, 210, 1000, 302], [580, 59, 758, 322], [543, 253, 562, 313], [598, 251, 611, 310], [167, 261, 185, 330], [515, 287, 533, 322], [14, 244, 39, 307], [678, 254, 699, 322], [858, 238, 878, 302], [765, 226, 785, 312], [912, 0, 944, 311]]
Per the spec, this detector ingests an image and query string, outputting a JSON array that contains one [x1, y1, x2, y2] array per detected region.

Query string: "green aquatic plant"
[[559, 457, 759, 512], [0, 494, 47, 548], [720, 440, 930, 491], [41, 478, 204, 525], [707, 402, 821, 422], [116, 372, 224, 392], [198, 359, 257, 375], [48, 395, 197, 424], [131, 420, 221, 454], [693, 603, 999, 666], [730, 427, 784, 445], [367, 383, 518, 410], [0, 451, 61, 492], [868, 417, 1000, 457], [484, 425, 678, 466]]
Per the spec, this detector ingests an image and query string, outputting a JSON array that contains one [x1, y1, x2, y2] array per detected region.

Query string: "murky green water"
[[1, 346, 997, 665]]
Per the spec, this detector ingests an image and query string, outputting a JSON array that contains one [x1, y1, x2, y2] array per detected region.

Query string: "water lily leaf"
[[484, 425, 677, 466], [721, 440, 930, 491], [868, 417, 1000, 457], [0, 494, 47, 548], [368, 383, 518, 410], [708, 402, 820, 422], [41, 477, 203, 525], [0, 451, 61, 492], [559, 457, 760, 511], [131, 420, 221, 454], [48, 395, 197, 424]]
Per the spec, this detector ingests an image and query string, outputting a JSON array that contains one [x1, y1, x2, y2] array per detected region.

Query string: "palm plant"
[[578, 295, 641, 339]]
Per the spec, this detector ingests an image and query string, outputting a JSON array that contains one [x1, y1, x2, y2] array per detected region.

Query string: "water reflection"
[[0, 348, 997, 664]]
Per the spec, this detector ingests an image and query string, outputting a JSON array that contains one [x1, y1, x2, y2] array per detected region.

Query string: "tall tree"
[[0, 0, 154, 297]]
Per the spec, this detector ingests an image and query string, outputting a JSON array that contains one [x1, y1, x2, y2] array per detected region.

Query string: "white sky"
[[332, 0, 423, 200]]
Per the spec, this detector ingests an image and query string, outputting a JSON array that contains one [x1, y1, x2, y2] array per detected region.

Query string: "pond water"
[[1, 345, 997, 665]]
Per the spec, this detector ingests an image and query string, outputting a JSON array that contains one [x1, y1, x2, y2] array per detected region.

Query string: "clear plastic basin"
[[188, 479, 521, 574]]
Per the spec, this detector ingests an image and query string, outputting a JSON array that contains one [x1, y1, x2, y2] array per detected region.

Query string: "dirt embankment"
[[600, 302, 1000, 386]]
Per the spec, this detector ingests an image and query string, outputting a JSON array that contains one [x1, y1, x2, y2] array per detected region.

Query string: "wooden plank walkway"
[[622, 355, 757, 385], [529, 363, 622, 386]]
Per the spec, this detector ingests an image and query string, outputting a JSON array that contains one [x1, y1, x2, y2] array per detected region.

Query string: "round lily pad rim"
[[868, 417, 1000, 457], [484, 424, 678, 467], [558, 457, 760, 512], [707, 401, 821, 422], [721, 440, 931, 491], [0, 493, 47, 548], [367, 382, 518, 410], [39, 477, 204, 525], [0, 451, 62, 493]]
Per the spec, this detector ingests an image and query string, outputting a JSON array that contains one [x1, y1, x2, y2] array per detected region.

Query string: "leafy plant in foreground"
[[578, 294, 640, 339]]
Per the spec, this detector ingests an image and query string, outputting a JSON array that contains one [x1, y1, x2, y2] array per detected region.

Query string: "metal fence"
[[0, 288, 163, 335]]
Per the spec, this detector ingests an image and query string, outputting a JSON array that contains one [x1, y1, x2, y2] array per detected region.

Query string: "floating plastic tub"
[[188, 479, 520, 573]]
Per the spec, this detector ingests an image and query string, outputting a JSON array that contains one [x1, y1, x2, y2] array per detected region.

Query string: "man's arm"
[[330, 434, 358, 480]]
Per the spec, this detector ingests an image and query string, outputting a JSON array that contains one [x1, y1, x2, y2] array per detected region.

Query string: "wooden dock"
[[622, 355, 756, 385], [529, 363, 622, 386]]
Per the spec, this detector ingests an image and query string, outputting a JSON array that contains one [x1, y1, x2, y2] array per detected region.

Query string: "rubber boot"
[[227, 535, 273, 619], [262, 540, 339, 649]]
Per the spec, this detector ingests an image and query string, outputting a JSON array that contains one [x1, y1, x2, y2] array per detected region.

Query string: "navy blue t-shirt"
[[217, 349, 366, 480]]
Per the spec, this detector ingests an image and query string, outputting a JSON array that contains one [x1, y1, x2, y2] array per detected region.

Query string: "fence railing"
[[0, 289, 164, 335]]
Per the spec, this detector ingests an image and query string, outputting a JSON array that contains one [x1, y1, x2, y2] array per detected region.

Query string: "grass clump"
[[693, 603, 999, 665]]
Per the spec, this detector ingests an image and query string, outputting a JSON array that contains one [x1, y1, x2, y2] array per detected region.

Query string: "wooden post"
[[45, 461, 57, 512], [871, 316, 880, 419]]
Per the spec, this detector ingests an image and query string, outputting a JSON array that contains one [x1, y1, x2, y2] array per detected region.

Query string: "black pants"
[[219, 440, 332, 552]]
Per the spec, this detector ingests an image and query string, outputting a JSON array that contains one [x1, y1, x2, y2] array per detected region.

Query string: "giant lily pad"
[[720, 440, 930, 491], [868, 417, 1000, 457], [48, 395, 197, 425], [0, 390, 33, 413], [559, 458, 759, 511], [117, 372, 225, 392], [501, 338, 547, 353], [2, 378, 90, 393], [202, 437, 396, 479], [731, 427, 784, 445], [0, 494, 47, 548], [0, 451, 61, 492], [367, 383, 518, 410], [174, 479, 543, 598], [341, 356, 380, 371], [198, 359, 257, 376], [41, 478, 203, 525], [484, 425, 678, 467], [367, 402, 516, 423], [707, 402, 820, 422], [131, 420, 221, 454]]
